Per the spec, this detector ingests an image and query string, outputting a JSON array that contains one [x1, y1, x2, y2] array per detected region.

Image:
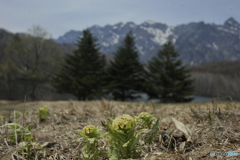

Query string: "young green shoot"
[[105, 114, 147, 159], [77, 125, 107, 160]]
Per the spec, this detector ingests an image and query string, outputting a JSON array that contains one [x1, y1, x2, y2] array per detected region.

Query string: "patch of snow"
[[130, 24, 136, 28], [140, 26, 176, 45], [120, 23, 125, 28], [78, 34, 83, 39], [212, 42, 218, 50], [113, 26, 118, 29], [136, 45, 145, 55], [217, 27, 238, 35], [227, 20, 232, 25], [102, 42, 109, 47], [206, 44, 211, 48], [171, 38, 177, 43], [113, 35, 119, 44], [109, 31, 120, 44], [206, 42, 218, 50]]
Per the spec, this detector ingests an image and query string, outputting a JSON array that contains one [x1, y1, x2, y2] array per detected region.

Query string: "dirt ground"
[[0, 100, 240, 160]]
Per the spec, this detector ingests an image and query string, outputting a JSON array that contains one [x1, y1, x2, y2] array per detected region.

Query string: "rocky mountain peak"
[[143, 20, 157, 25], [55, 17, 240, 65], [224, 17, 239, 26], [222, 17, 239, 35]]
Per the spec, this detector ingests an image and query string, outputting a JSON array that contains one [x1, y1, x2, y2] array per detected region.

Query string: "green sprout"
[[105, 114, 146, 159], [112, 114, 135, 133], [145, 118, 162, 145], [0, 115, 4, 125], [78, 125, 102, 139], [24, 111, 29, 116], [14, 111, 20, 118], [7, 123, 34, 143], [36, 106, 49, 121], [18, 141, 41, 159], [77, 125, 107, 160], [137, 112, 156, 129]]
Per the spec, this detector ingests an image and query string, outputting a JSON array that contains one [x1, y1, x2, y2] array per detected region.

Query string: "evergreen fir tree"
[[146, 39, 195, 103], [53, 29, 106, 100], [106, 31, 145, 101]]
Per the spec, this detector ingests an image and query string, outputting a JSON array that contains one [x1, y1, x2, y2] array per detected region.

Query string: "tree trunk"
[[30, 84, 38, 101]]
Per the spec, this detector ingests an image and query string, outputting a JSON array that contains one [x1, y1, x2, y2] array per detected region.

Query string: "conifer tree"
[[53, 29, 106, 100], [146, 39, 195, 103], [106, 31, 145, 101]]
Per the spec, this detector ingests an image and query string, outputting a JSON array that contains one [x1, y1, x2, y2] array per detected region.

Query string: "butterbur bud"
[[79, 125, 101, 139], [138, 112, 155, 121], [138, 112, 156, 128], [112, 114, 135, 131]]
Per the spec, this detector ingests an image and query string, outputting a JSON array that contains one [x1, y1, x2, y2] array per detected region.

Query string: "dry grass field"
[[0, 99, 240, 160]]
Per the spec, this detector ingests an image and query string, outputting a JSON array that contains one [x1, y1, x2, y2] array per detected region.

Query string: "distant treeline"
[[0, 27, 195, 102], [0, 26, 240, 101], [190, 61, 240, 100]]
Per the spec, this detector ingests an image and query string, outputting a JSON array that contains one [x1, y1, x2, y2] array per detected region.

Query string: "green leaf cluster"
[[76, 125, 107, 160], [105, 114, 146, 159], [77, 112, 165, 159], [145, 118, 162, 145], [15, 110, 20, 118], [78, 125, 102, 139], [18, 141, 41, 159], [7, 123, 34, 143], [7, 121, 42, 159], [136, 112, 156, 129], [36, 106, 49, 121]]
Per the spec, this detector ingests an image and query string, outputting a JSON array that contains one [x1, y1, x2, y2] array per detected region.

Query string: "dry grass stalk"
[[14, 111, 18, 150], [0, 100, 239, 159], [22, 95, 26, 127]]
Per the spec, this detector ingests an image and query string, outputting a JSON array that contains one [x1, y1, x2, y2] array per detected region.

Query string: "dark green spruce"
[[146, 39, 195, 103], [106, 31, 145, 101], [53, 29, 106, 100]]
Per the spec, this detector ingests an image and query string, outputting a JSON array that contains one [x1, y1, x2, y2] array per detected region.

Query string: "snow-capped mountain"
[[55, 17, 240, 65]]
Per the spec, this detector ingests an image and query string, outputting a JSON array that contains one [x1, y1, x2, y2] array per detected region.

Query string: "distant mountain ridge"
[[56, 17, 240, 64]]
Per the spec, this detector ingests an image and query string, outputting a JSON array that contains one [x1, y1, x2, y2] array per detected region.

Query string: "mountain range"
[[55, 17, 240, 65]]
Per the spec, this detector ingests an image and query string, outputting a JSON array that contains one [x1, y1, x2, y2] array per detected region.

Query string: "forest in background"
[[190, 61, 240, 100], [0, 27, 240, 101]]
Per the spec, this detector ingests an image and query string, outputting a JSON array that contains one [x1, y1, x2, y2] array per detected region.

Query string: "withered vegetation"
[[0, 99, 240, 160]]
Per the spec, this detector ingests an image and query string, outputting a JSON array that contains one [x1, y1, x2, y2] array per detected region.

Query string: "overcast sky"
[[0, 0, 239, 38]]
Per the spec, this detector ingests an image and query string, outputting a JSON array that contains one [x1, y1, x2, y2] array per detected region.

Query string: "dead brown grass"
[[0, 100, 240, 159]]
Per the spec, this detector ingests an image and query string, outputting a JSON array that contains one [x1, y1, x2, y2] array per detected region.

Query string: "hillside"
[[190, 61, 240, 100]]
